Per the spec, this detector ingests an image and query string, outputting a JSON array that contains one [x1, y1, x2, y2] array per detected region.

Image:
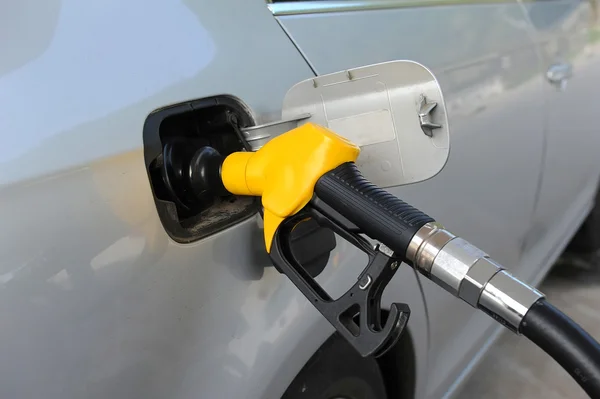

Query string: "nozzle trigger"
[[269, 197, 410, 358]]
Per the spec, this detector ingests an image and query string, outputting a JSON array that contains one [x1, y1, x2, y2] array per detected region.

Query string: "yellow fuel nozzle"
[[221, 123, 360, 252]]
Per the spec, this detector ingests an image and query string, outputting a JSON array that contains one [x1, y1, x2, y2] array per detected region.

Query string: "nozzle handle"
[[314, 162, 434, 257]]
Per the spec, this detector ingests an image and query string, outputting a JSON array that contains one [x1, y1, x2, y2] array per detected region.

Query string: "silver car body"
[[1, 0, 599, 398]]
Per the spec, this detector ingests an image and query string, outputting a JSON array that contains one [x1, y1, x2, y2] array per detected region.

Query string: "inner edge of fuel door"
[[143, 96, 259, 244]]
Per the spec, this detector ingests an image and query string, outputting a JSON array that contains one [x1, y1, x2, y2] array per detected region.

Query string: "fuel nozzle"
[[164, 122, 360, 252], [182, 123, 544, 334]]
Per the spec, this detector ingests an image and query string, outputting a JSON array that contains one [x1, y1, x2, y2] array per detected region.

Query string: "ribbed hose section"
[[314, 162, 434, 256]]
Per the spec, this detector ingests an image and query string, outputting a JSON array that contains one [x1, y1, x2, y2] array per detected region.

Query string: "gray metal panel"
[[0, 1, 429, 398], [521, 0, 600, 267], [275, 4, 545, 398], [282, 61, 450, 186]]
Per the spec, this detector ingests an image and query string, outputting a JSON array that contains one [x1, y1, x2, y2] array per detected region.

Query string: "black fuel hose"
[[314, 162, 434, 256], [521, 299, 600, 398], [315, 162, 600, 398]]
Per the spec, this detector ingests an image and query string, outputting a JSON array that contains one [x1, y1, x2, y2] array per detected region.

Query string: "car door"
[[521, 0, 600, 271], [271, 1, 545, 397]]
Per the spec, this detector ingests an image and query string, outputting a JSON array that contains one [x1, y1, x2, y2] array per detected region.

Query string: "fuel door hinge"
[[240, 113, 311, 150]]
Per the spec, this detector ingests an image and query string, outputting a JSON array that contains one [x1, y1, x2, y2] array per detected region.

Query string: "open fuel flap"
[[242, 60, 450, 187]]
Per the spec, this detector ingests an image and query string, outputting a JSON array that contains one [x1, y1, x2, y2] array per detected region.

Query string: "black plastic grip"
[[314, 162, 434, 257]]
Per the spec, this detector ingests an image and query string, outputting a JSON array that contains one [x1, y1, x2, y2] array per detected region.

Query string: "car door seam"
[[273, 16, 319, 76]]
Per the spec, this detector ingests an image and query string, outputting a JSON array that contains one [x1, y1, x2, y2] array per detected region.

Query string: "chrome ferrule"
[[407, 222, 544, 332]]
